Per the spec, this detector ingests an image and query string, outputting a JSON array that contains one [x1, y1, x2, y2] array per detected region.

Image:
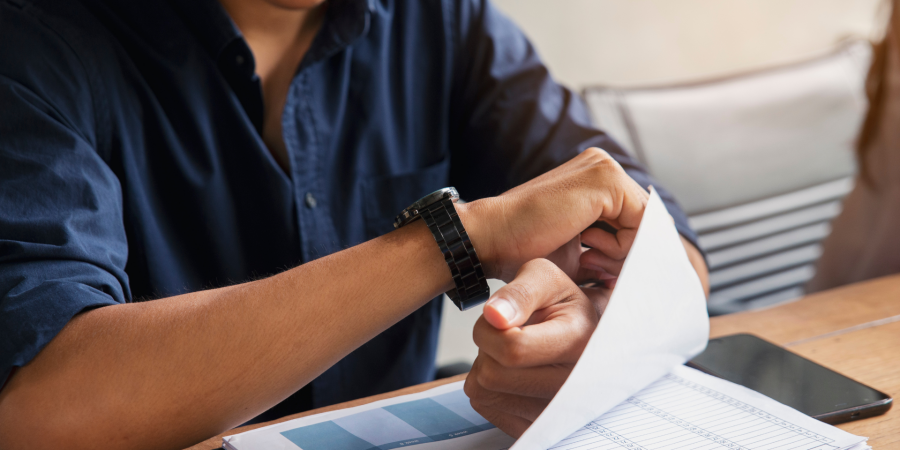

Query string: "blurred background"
[[436, 0, 890, 372], [493, 0, 885, 89]]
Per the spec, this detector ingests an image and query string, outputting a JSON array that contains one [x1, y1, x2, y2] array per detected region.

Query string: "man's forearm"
[[0, 219, 458, 450]]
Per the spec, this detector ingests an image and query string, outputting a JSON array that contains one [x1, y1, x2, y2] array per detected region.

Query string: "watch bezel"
[[394, 187, 459, 229]]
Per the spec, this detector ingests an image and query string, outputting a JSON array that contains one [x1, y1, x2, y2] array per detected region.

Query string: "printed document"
[[222, 366, 867, 450]]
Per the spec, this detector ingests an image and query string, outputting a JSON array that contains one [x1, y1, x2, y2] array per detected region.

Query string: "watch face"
[[413, 187, 459, 210], [394, 187, 458, 228]]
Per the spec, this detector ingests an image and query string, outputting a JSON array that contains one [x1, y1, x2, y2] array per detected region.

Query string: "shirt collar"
[[168, 0, 373, 71], [303, 0, 374, 69]]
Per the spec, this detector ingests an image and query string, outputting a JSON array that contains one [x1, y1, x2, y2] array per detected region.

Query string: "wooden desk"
[[188, 275, 900, 450]]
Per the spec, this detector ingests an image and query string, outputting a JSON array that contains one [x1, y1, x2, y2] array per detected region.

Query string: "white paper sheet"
[[510, 187, 710, 450], [223, 366, 867, 450], [549, 364, 867, 450]]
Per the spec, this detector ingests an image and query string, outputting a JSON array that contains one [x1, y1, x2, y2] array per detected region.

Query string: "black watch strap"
[[420, 196, 490, 310]]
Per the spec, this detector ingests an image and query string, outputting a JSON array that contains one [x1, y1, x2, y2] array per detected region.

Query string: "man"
[[0, 0, 708, 448]]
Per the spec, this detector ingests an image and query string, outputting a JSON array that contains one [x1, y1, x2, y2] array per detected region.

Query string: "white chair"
[[583, 41, 871, 315]]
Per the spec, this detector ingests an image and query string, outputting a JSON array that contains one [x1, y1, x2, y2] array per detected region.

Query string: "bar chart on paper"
[[279, 389, 498, 450]]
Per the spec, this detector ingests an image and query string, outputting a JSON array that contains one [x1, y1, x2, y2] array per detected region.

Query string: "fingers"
[[581, 226, 636, 261], [617, 183, 650, 230], [544, 236, 584, 280], [576, 148, 649, 230], [468, 258, 602, 437], [465, 352, 563, 438], [475, 260, 596, 368], [580, 249, 623, 277], [545, 239, 616, 287], [482, 259, 583, 330], [473, 311, 592, 368], [468, 403, 531, 438], [468, 352, 571, 399], [464, 374, 550, 421], [579, 225, 635, 285]]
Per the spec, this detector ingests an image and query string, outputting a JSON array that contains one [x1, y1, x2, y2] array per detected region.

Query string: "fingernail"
[[488, 298, 516, 322]]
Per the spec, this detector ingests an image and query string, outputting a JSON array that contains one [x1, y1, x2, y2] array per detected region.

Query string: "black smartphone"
[[687, 333, 892, 425]]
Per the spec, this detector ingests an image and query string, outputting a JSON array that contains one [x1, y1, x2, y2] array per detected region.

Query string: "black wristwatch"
[[394, 187, 490, 310]]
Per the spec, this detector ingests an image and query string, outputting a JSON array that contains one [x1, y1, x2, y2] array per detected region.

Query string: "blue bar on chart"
[[383, 399, 483, 441], [334, 408, 430, 449], [280, 421, 373, 450], [430, 390, 495, 431], [280, 389, 495, 450]]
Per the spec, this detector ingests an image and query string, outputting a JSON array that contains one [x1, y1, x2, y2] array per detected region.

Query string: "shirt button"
[[235, 55, 245, 65], [305, 192, 317, 208]]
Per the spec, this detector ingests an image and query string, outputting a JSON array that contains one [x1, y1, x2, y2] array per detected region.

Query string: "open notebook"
[[223, 365, 868, 450], [223, 189, 867, 450]]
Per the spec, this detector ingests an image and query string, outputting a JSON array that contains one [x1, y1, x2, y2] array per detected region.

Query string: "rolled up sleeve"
[[0, 72, 129, 388]]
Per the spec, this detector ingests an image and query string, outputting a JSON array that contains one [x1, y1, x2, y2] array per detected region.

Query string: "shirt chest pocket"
[[362, 158, 451, 240]]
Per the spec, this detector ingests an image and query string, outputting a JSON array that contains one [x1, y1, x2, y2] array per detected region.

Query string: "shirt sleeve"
[[0, 5, 129, 389], [447, 0, 702, 254]]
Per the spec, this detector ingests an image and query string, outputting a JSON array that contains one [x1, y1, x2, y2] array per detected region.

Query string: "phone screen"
[[687, 334, 891, 423]]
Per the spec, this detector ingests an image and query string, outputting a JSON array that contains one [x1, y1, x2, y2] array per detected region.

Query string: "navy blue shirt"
[[0, 0, 699, 418]]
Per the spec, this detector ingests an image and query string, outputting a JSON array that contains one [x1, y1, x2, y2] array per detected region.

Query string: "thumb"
[[483, 259, 580, 330]]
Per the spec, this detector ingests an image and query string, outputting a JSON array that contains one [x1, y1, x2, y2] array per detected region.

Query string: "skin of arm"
[[0, 219, 456, 449]]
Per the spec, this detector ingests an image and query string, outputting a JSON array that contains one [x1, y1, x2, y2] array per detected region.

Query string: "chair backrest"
[[583, 41, 871, 314]]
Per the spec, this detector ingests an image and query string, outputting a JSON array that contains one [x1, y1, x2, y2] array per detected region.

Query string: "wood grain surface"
[[792, 320, 899, 448], [186, 274, 900, 450]]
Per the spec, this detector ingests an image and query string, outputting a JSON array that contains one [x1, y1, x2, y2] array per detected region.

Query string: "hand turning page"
[[510, 186, 710, 450]]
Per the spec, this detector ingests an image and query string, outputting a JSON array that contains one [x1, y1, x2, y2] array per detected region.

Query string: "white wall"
[[492, 0, 886, 90], [435, 0, 887, 368]]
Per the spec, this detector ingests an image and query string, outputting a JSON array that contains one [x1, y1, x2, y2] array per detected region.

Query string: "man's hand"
[[458, 147, 649, 283], [464, 259, 610, 437], [458, 146, 710, 294], [580, 227, 710, 296]]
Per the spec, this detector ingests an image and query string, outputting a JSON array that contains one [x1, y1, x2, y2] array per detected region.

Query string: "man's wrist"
[[455, 199, 499, 280]]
